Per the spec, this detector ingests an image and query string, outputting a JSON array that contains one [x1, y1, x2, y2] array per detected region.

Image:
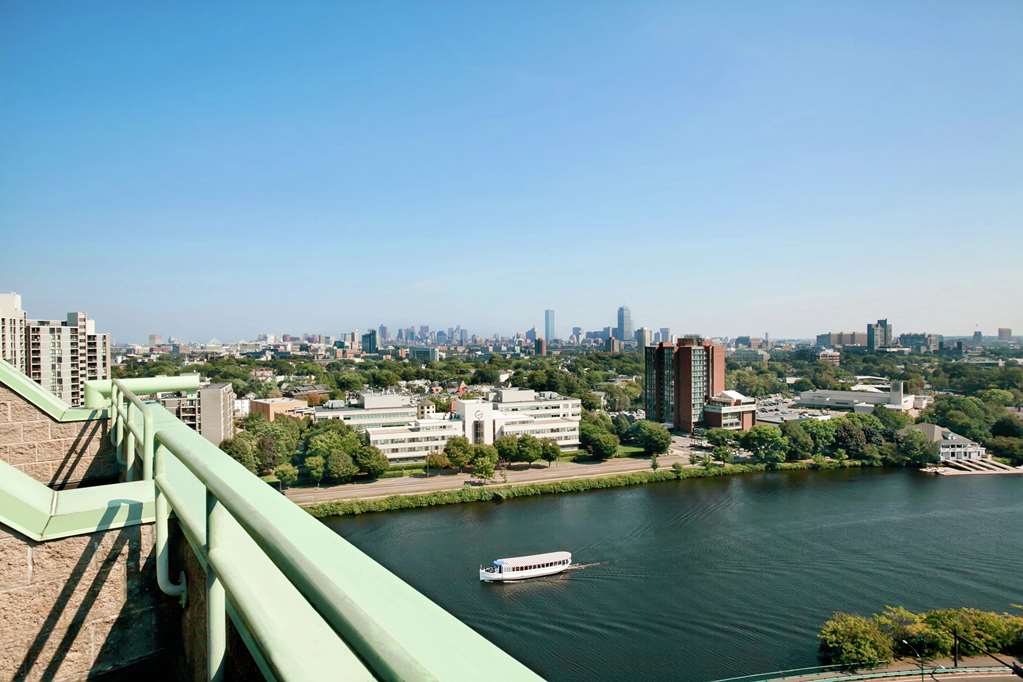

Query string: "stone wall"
[[0, 522, 170, 681], [0, 385, 117, 489]]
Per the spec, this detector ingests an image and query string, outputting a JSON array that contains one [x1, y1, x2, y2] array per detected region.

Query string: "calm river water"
[[323, 469, 1023, 681]]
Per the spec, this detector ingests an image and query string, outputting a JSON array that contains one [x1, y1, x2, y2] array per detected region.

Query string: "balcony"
[[0, 363, 539, 681]]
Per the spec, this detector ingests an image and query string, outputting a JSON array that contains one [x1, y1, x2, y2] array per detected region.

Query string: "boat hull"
[[480, 564, 569, 582]]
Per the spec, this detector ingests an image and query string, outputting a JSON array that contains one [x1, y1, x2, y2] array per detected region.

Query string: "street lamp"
[[902, 640, 925, 682]]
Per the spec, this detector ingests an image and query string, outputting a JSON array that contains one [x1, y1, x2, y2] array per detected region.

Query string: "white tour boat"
[[479, 551, 572, 582]]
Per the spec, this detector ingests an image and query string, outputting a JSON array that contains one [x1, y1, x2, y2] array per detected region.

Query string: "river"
[[322, 469, 1023, 680]]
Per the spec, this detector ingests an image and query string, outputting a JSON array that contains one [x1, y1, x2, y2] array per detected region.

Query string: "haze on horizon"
[[1, 2, 1021, 344]]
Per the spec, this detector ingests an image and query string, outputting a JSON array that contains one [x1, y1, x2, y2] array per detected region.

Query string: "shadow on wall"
[[50, 419, 118, 490], [11, 500, 168, 680]]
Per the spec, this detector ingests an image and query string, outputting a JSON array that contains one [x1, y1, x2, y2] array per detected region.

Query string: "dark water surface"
[[322, 469, 1023, 681]]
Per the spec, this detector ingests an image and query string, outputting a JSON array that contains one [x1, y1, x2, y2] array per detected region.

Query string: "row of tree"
[[705, 407, 940, 467], [579, 412, 671, 459], [221, 415, 390, 487], [818, 606, 1023, 666]]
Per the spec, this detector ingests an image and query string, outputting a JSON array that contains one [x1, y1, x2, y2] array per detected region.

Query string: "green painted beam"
[[0, 459, 154, 541], [83, 374, 201, 409]]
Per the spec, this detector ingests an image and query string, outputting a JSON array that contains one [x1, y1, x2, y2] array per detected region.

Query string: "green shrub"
[[818, 612, 893, 666]]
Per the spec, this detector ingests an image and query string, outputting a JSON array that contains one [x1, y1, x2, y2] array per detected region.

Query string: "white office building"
[[301, 392, 417, 430], [796, 380, 920, 414], [365, 388, 583, 463]]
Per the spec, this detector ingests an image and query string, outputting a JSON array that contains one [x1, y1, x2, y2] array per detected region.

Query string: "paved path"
[[774, 655, 1020, 682], [285, 450, 693, 505]]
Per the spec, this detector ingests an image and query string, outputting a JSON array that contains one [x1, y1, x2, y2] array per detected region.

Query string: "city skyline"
[[3, 3, 1022, 342]]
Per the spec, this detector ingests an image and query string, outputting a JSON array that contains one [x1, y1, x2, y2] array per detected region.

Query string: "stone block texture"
[[0, 522, 170, 681], [0, 385, 117, 489]]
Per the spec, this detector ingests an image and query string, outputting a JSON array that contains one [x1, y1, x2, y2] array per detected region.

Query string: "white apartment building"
[[0, 293, 27, 370], [1, 294, 111, 406], [302, 392, 417, 430], [160, 383, 236, 446]]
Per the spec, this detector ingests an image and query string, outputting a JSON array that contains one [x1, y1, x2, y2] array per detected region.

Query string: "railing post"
[[142, 406, 154, 481], [206, 488, 226, 682], [109, 382, 119, 447], [125, 405, 136, 482], [154, 443, 187, 606]]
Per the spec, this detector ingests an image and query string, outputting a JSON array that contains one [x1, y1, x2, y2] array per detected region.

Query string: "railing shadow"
[[14, 499, 143, 680]]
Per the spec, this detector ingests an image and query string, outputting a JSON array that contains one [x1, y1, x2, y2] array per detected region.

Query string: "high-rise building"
[[571, 326, 582, 343], [659, 328, 672, 345], [616, 306, 632, 342], [361, 330, 378, 353], [0, 293, 27, 370], [161, 383, 236, 446], [544, 309, 556, 342], [998, 328, 1012, 340], [634, 327, 653, 347], [644, 343, 675, 423], [535, 338, 547, 356], [644, 337, 725, 432], [147, 334, 163, 346], [21, 310, 111, 406], [866, 319, 893, 351], [378, 325, 389, 343]]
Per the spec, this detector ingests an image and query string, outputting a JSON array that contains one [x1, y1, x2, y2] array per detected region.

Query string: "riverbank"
[[304, 459, 871, 518]]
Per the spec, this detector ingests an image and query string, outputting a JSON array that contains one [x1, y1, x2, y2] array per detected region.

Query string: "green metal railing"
[[105, 380, 539, 682]]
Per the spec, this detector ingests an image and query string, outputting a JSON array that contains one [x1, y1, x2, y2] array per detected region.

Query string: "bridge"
[[0, 358, 541, 680]]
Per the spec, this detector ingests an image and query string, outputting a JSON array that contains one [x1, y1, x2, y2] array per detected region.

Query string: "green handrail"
[[100, 378, 540, 681]]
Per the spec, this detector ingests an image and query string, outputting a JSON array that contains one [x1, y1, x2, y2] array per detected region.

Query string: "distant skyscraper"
[[571, 326, 582, 342], [378, 324, 389, 343], [616, 306, 632, 341], [998, 327, 1011, 340], [361, 330, 378, 353], [544, 309, 556, 341], [635, 327, 653, 347], [659, 327, 671, 345], [535, 338, 547, 356], [867, 319, 893, 351]]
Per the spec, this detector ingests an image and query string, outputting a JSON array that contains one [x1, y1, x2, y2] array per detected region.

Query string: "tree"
[[425, 451, 451, 470], [712, 444, 733, 463], [650, 453, 659, 470], [274, 463, 299, 489], [613, 414, 632, 440], [741, 425, 788, 467], [494, 435, 519, 463], [706, 428, 737, 448], [580, 392, 603, 411], [326, 450, 359, 482], [470, 444, 499, 481], [540, 439, 560, 467], [304, 455, 325, 487], [833, 420, 868, 460], [306, 430, 360, 461], [871, 406, 912, 438], [515, 434, 543, 464], [801, 419, 836, 456], [818, 612, 894, 666], [895, 429, 939, 466], [353, 445, 390, 478], [444, 436, 474, 470], [992, 415, 1023, 439], [221, 433, 258, 474], [779, 421, 814, 461], [630, 421, 671, 455], [589, 433, 620, 460]]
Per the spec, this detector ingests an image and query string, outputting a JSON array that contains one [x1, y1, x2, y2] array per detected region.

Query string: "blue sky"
[[2, 1, 1021, 343]]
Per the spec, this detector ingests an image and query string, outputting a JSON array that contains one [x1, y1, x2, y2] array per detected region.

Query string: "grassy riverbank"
[[304, 459, 871, 518]]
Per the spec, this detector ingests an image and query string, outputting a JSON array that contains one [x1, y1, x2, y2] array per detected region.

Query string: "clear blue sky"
[[2, 1, 1021, 343]]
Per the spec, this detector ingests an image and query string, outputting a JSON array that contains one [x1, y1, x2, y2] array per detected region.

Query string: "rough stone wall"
[[0, 522, 170, 681], [170, 521, 262, 682], [0, 385, 117, 489]]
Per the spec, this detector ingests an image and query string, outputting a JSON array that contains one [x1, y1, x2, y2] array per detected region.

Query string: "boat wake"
[[565, 561, 605, 571]]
